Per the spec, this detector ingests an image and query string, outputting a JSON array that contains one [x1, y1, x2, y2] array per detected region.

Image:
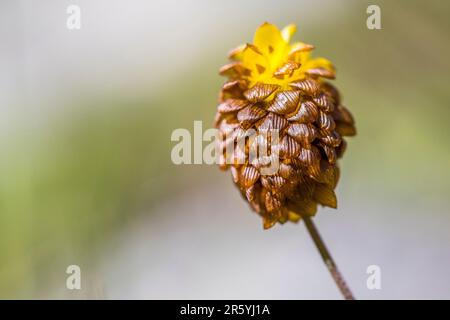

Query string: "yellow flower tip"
[[222, 22, 335, 88], [252, 23, 285, 54]]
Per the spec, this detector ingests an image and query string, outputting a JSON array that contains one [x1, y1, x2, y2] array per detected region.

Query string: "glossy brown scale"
[[236, 105, 267, 129], [333, 105, 355, 125], [273, 61, 301, 78], [217, 99, 249, 113], [313, 93, 335, 113], [287, 123, 318, 146], [220, 81, 246, 101], [244, 83, 280, 102], [319, 130, 342, 147], [317, 141, 337, 164], [317, 111, 336, 132], [256, 112, 289, 133], [278, 135, 301, 159], [289, 79, 321, 96], [261, 175, 286, 190], [241, 165, 260, 187], [305, 67, 336, 79], [287, 100, 319, 123], [219, 62, 251, 78], [266, 90, 301, 115], [313, 183, 337, 208]]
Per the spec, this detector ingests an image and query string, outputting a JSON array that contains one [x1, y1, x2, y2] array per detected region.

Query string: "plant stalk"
[[301, 214, 355, 300]]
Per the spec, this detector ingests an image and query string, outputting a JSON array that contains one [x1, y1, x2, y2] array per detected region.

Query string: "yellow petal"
[[289, 51, 312, 80], [253, 22, 288, 72], [253, 22, 285, 57], [241, 44, 269, 80], [253, 23, 291, 79], [281, 24, 297, 43], [288, 43, 313, 64]]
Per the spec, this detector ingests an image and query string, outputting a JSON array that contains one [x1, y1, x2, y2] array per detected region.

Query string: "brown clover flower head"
[[214, 23, 356, 229]]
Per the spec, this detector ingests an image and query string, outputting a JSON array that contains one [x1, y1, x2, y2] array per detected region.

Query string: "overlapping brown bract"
[[215, 61, 356, 230]]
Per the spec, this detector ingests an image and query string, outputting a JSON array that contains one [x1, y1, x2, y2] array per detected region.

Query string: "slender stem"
[[301, 214, 355, 300]]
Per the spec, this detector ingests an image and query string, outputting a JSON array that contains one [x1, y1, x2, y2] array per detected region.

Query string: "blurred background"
[[1, 0, 449, 299]]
